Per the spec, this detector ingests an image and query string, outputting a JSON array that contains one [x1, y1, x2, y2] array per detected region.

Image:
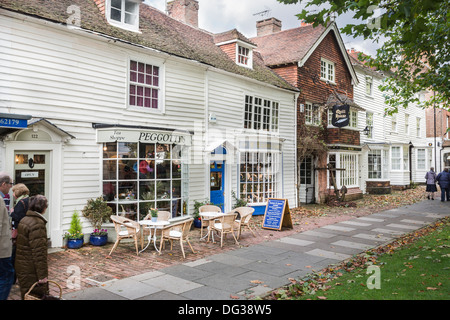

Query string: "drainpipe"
[[409, 141, 414, 183]]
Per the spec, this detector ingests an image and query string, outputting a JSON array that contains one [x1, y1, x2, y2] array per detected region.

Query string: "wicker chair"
[[233, 207, 256, 239], [159, 218, 195, 259], [109, 215, 141, 256], [198, 205, 221, 238], [209, 213, 239, 247]]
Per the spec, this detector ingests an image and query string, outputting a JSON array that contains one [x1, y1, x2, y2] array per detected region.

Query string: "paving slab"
[[142, 274, 203, 294]]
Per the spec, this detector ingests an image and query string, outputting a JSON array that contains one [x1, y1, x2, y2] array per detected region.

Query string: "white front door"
[[299, 156, 315, 204], [14, 151, 51, 231]]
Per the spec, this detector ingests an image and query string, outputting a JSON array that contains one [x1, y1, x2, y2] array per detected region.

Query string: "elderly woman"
[[424, 167, 437, 200], [15, 195, 49, 299]]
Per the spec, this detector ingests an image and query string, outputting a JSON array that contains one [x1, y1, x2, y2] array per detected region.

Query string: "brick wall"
[[326, 128, 360, 145], [93, 0, 106, 14]]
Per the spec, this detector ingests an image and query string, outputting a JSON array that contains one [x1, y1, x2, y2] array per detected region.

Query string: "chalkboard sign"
[[262, 198, 293, 231]]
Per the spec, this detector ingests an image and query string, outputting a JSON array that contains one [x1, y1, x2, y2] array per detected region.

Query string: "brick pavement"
[[7, 214, 306, 300]]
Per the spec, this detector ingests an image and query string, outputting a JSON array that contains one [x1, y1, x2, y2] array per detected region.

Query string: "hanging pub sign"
[[331, 104, 350, 128]]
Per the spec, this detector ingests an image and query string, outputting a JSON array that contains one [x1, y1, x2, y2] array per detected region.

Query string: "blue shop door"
[[210, 161, 225, 211]]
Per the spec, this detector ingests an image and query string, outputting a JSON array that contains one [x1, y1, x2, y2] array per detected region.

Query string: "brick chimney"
[[256, 18, 282, 36], [167, 0, 199, 28]]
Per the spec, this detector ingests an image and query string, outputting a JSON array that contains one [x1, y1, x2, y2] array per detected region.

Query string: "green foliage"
[[277, 0, 450, 112], [231, 190, 248, 209], [193, 199, 213, 219], [64, 210, 84, 240], [82, 196, 113, 231]]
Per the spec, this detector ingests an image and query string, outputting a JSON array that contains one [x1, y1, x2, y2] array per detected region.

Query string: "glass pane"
[[103, 181, 116, 201], [172, 180, 181, 198], [103, 160, 117, 180], [118, 181, 137, 200], [140, 181, 155, 200], [210, 172, 222, 191], [156, 180, 170, 200], [15, 154, 28, 165], [172, 161, 181, 179], [156, 200, 170, 212], [156, 160, 171, 179], [118, 160, 137, 180], [110, 8, 121, 21], [103, 143, 117, 158], [118, 142, 137, 158], [140, 143, 155, 159], [138, 160, 154, 179], [156, 144, 170, 159], [118, 203, 137, 221]]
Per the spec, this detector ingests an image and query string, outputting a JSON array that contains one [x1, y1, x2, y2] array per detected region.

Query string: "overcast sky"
[[144, 0, 381, 56]]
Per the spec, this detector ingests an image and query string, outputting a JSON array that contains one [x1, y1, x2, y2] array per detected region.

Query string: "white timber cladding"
[[0, 13, 297, 245], [352, 64, 430, 191]]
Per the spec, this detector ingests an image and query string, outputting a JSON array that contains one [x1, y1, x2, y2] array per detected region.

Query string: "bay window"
[[102, 141, 189, 221]]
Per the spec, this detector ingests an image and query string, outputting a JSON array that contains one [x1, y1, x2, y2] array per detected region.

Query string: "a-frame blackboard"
[[262, 198, 293, 231]]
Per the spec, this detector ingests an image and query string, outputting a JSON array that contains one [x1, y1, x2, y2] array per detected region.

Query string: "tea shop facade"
[[0, 3, 298, 247]]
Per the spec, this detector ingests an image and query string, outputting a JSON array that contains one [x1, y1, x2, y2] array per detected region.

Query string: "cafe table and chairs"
[[198, 205, 221, 238], [199, 211, 225, 242], [139, 219, 170, 253]]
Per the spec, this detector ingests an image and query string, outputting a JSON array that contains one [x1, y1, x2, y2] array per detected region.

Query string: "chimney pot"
[[256, 17, 282, 36]]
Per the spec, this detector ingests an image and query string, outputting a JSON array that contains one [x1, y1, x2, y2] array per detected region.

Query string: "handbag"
[[24, 280, 63, 300]]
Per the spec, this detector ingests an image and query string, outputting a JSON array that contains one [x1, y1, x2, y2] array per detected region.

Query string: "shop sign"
[[331, 104, 350, 128], [97, 129, 191, 145], [0, 118, 28, 129]]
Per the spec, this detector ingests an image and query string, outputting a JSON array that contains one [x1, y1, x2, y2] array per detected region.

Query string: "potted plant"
[[82, 196, 112, 246], [193, 199, 213, 228], [64, 210, 84, 249], [150, 208, 158, 222]]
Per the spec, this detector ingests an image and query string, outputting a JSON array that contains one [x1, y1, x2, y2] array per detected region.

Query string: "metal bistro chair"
[[109, 215, 141, 256], [159, 218, 195, 259], [233, 207, 256, 239], [209, 212, 239, 248], [198, 205, 221, 239]]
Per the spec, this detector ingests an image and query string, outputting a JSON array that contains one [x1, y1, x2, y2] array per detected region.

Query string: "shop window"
[[328, 153, 358, 188], [102, 141, 188, 221], [129, 60, 161, 110], [239, 152, 279, 204]]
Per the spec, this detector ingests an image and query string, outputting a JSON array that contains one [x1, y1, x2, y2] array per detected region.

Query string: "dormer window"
[[107, 0, 140, 32], [237, 44, 253, 68]]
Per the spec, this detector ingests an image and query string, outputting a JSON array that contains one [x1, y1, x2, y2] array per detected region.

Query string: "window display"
[[102, 141, 188, 221], [239, 152, 279, 204]]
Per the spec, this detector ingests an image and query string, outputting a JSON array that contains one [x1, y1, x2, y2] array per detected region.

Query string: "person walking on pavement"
[[15, 195, 49, 299], [436, 168, 450, 202], [0, 172, 14, 300], [425, 167, 437, 200]]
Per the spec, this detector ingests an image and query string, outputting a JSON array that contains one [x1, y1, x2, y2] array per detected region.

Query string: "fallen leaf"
[[317, 296, 327, 300], [250, 280, 264, 284], [230, 295, 240, 299], [426, 287, 437, 291]]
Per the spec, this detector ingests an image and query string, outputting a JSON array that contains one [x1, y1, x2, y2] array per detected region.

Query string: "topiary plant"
[[82, 196, 113, 231]]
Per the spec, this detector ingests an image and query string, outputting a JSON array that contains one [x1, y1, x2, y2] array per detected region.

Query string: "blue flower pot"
[[67, 238, 84, 249], [90, 234, 108, 246], [194, 218, 202, 228]]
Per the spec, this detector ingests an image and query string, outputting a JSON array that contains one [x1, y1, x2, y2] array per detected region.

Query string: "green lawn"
[[270, 218, 449, 300]]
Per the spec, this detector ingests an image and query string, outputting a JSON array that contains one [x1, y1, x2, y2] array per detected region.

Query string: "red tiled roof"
[[0, 0, 297, 91], [251, 23, 326, 66]]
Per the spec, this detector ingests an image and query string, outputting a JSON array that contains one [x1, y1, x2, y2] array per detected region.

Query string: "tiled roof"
[[251, 23, 326, 66], [213, 29, 257, 47], [0, 0, 297, 91]]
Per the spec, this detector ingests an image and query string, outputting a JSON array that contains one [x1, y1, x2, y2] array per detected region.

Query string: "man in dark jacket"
[[436, 168, 450, 202]]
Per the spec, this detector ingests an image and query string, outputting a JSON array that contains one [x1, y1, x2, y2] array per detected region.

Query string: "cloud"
[[144, 0, 380, 55]]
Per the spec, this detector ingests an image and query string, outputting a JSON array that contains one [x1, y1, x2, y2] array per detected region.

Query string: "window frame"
[[305, 102, 321, 126], [244, 95, 279, 132], [320, 58, 335, 83], [236, 43, 253, 69], [365, 75, 373, 96], [106, 0, 140, 32], [416, 148, 426, 170], [365, 112, 373, 139], [128, 58, 164, 112]]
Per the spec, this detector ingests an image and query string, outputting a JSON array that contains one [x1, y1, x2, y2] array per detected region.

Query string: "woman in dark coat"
[[15, 195, 49, 299]]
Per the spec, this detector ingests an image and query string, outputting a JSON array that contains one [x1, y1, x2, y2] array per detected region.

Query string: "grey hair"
[[0, 172, 11, 185]]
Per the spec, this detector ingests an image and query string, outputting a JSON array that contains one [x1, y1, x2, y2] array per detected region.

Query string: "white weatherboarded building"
[[348, 50, 431, 194], [0, 0, 298, 247]]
